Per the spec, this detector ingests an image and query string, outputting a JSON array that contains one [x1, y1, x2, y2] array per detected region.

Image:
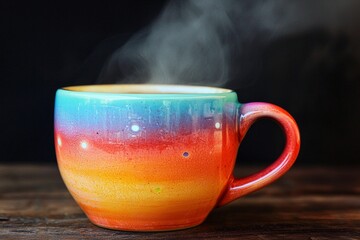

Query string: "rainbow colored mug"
[[54, 84, 300, 231]]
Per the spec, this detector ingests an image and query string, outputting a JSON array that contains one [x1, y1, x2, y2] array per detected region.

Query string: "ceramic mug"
[[54, 84, 300, 231]]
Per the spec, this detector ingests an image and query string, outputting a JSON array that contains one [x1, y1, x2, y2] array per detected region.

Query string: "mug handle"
[[217, 102, 300, 206]]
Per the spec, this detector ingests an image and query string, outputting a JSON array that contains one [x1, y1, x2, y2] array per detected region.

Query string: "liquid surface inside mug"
[[55, 84, 240, 231]]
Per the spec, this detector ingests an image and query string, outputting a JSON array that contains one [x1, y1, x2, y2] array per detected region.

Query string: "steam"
[[98, 0, 360, 86]]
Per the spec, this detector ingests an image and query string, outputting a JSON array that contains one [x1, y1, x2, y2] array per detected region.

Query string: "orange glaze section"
[[55, 128, 238, 230]]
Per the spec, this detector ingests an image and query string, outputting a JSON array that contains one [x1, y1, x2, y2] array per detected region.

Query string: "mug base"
[[88, 216, 206, 232]]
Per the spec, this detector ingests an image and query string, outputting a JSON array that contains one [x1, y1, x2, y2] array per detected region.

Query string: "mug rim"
[[61, 84, 233, 95]]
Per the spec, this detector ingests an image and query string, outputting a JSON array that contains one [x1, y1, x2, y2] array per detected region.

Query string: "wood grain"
[[0, 165, 359, 239]]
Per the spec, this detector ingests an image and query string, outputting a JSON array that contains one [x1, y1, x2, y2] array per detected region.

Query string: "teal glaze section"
[[54, 85, 239, 136]]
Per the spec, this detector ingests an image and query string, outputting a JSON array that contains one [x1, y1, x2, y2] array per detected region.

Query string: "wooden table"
[[0, 164, 359, 239]]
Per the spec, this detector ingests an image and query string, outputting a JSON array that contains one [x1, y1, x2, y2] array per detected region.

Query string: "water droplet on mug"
[[215, 122, 221, 129], [80, 141, 88, 149], [183, 152, 189, 157], [131, 124, 140, 132], [57, 137, 62, 147]]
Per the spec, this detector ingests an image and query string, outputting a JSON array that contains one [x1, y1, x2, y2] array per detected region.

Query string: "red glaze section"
[[217, 102, 300, 206]]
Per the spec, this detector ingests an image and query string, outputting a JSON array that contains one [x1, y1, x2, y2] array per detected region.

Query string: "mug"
[[54, 84, 300, 231]]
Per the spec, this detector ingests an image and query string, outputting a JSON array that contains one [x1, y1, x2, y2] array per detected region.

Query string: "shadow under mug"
[[54, 84, 300, 231]]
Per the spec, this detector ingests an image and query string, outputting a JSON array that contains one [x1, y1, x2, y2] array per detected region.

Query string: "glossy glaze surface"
[[55, 85, 239, 231], [54, 84, 300, 231]]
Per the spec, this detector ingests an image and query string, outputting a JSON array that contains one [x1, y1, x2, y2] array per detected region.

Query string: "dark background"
[[1, 1, 359, 166]]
